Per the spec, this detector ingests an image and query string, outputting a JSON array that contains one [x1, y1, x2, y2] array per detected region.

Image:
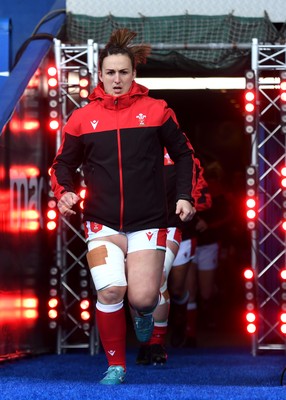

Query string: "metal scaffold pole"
[[250, 39, 286, 353]]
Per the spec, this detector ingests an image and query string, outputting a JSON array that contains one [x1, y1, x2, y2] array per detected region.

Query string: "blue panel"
[[0, 18, 11, 90], [0, 0, 66, 133]]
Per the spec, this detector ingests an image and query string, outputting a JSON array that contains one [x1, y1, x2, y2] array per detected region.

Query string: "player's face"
[[99, 53, 136, 96]]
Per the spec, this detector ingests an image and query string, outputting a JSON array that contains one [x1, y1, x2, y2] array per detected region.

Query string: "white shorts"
[[172, 238, 196, 267], [193, 243, 219, 271], [84, 221, 167, 253]]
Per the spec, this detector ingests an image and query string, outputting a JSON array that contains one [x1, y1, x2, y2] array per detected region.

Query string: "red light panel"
[[246, 209, 256, 219], [246, 312, 256, 323], [79, 78, 89, 87], [48, 199, 57, 208], [80, 311, 90, 321], [48, 298, 58, 309], [246, 323, 256, 334], [280, 312, 286, 323], [245, 166, 257, 229], [245, 91, 255, 102], [49, 120, 59, 130], [280, 269, 286, 280], [246, 198, 256, 208], [9, 165, 40, 178], [281, 167, 286, 177], [0, 294, 38, 322], [244, 70, 256, 134], [245, 102, 254, 113], [80, 299, 90, 310], [244, 268, 254, 280], [48, 309, 58, 319], [79, 188, 86, 199], [47, 221, 57, 231], [280, 71, 286, 134], [48, 66, 57, 77], [79, 88, 89, 98], [48, 77, 58, 87], [47, 209, 57, 220], [281, 178, 286, 188]]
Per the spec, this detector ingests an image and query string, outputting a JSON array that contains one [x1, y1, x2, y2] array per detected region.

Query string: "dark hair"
[[99, 28, 151, 71]]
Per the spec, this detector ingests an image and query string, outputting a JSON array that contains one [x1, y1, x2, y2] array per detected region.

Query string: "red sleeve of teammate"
[[193, 157, 212, 211]]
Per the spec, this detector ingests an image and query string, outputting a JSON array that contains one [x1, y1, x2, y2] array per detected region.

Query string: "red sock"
[[96, 307, 126, 369], [149, 325, 167, 346]]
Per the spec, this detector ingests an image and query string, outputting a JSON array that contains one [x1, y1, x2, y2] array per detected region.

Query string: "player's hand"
[[57, 192, 80, 216], [176, 199, 196, 222], [196, 218, 208, 232]]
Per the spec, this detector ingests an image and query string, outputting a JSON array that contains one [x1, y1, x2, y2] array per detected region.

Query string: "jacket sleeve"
[[50, 121, 84, 200], [193, 157, 212, 211], [159, 105, 196, 204]]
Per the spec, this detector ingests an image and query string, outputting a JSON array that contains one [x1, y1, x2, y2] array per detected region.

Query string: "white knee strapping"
[[163, 247, 176, 280], [86, 240, 127, 291], [159, 247, 175, 306], [159, 283, 170, 306]]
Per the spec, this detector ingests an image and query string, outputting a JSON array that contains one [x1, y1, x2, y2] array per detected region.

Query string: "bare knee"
[[128, 290, 159, 313], [98, 286, 126, 305]]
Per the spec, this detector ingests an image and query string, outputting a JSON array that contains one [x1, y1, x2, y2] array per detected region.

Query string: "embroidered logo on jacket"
[[136, 113, 146, 126], [90, 120, 99, 130], [108, 350, 116, 356]]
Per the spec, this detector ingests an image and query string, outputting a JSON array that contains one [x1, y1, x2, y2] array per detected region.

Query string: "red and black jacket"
[[51, 81, 195, 232], [164, 150, 212, 228]]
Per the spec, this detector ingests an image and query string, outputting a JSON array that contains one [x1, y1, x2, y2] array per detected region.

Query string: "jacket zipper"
[[115, 100, 124, 230]]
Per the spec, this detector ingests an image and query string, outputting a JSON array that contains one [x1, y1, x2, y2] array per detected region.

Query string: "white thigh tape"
[[86, 240, 126, 291], [163, 247, 176, 280], [158, 248, 176, 306]]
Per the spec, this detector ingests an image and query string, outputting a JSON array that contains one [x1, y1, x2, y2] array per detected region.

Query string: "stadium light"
[[243, 267, 257, 334], [280, 71, 286, 134], [47, 66, 60, 132], [280, 166, 286, 232], [244, 70, 256, 134], [245, 165, 257, 230], [280, 269, 286, 334]]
